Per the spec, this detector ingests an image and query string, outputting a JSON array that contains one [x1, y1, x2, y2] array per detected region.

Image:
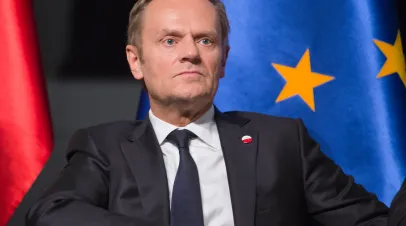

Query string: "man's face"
[[127, 0, 229, 106]]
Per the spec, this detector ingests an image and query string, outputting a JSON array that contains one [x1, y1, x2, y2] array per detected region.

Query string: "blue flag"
[[136, 0, 406, 205], [136, 89, 149, 120], [215, 0, 406, 205]]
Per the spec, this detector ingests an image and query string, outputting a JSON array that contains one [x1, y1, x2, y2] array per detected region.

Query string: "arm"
[[297, 119, 388, 226], [26, 129, 148, 226], [389, 179, 406, 226]]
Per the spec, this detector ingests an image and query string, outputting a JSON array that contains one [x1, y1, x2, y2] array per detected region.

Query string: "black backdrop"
[[7, 0, 143, 225], [399, 0, 406, 52], [6, 0, 406, 225]]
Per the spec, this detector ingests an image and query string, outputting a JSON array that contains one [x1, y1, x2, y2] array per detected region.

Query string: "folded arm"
[[389, 179, 406, 226], [297, 119, 388, 226], [26, 129, 148, 226]]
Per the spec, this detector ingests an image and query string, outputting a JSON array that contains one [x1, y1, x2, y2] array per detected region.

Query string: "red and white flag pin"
[[241, 135, 252, 144]]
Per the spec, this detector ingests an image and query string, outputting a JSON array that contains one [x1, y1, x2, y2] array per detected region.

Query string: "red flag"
[[0, 0, 53, 225]]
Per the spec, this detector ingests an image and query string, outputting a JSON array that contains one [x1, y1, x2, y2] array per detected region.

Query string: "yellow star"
[[374, 31, 406, 87], [272, 49, 335, 112]]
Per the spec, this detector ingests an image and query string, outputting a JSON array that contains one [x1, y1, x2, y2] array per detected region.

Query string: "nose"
[[179, 37, 201, 65]]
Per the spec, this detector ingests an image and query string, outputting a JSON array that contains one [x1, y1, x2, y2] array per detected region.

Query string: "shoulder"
[[222, 110, 302, 130], [83, 120, 137, 137], [220, 110, 310, 143], [69, 120, 136, 139], [66, 120, 143, 162], [67, 120, 140, 150]]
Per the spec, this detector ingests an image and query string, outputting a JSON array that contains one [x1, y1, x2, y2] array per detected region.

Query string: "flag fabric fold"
[[215, 0, 406, 205], [0, 0, 53, 224]]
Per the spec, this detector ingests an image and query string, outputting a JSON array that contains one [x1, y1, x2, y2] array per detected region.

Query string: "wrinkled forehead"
[[142, 0, 221, 37]]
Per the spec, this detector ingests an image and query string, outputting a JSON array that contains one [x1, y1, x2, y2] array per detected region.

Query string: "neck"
[[149, 100, 212, 127]]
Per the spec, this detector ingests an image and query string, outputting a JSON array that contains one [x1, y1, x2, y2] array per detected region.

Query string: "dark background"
[[6, 0, 406, 225], [7, 0, 143, 225], [400, 0, 406, 51]]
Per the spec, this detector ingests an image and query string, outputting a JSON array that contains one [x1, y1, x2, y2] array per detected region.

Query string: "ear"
[[219, 44, 230, 78], [126, 45, 144, 80]]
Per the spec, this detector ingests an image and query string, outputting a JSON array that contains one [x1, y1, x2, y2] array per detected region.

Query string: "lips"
[[177, 70, 202, 76]]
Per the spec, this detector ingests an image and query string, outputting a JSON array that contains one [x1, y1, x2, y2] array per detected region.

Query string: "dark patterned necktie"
[[166, 129, 204, 226]]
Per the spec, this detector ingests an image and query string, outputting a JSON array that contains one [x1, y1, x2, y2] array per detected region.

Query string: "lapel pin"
[[241, 135, 252, 144]]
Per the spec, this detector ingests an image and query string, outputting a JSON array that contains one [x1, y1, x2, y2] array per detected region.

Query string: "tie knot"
[[167, 129, 196, 148]]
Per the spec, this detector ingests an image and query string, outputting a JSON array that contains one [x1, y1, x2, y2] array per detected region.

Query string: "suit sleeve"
[[296, 119, 388, 226], [26, 129, 149, 226], [389, 179, 406, 226]]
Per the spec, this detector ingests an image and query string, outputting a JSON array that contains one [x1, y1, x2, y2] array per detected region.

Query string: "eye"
[[163, 38, 176, 46], [199, 38, 213, 45]]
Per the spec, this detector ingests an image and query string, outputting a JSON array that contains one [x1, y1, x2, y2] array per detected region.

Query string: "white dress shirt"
[[148, 106, 235, 226]]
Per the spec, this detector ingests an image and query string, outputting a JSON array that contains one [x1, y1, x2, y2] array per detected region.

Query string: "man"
[[26, 0, 388, 225], [389, 180, 406, 226]]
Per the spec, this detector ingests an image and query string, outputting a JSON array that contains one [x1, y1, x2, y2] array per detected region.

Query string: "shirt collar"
[[148, 105, 220, 150]]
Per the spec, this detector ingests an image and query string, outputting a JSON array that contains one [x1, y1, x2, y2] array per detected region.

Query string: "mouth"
[[176, 70, 203, 77]]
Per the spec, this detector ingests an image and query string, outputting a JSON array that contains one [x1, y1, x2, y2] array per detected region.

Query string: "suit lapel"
[[215, 110, 258, 226], [120, 119, 170, 226]]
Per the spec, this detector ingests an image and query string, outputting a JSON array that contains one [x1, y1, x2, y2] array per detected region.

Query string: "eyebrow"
[[157, 28, 219, 39], [157, 28, 184, 38]]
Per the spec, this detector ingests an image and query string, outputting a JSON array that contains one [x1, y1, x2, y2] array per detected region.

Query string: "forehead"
[[142, 0, 220, 33]]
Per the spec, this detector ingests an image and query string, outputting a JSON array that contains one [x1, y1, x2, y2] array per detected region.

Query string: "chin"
[[176, 85, 207, 96], [177, 93, 205, 101], [170, 82, 214, 101], [173, 90, 211, 102]]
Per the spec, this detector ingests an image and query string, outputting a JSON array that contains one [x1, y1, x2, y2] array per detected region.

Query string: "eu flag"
[[136, 89, 149, 120], [215, 0, 406, 205], [136, 0, 406, 205]]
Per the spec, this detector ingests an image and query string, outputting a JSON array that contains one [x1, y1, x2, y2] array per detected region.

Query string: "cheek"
[[207, 60, 223, 79], [150, 44, 178, 62], [142, 51, 176, 81], [149, 53, 178, 76], [203, 51, 223, 71]]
